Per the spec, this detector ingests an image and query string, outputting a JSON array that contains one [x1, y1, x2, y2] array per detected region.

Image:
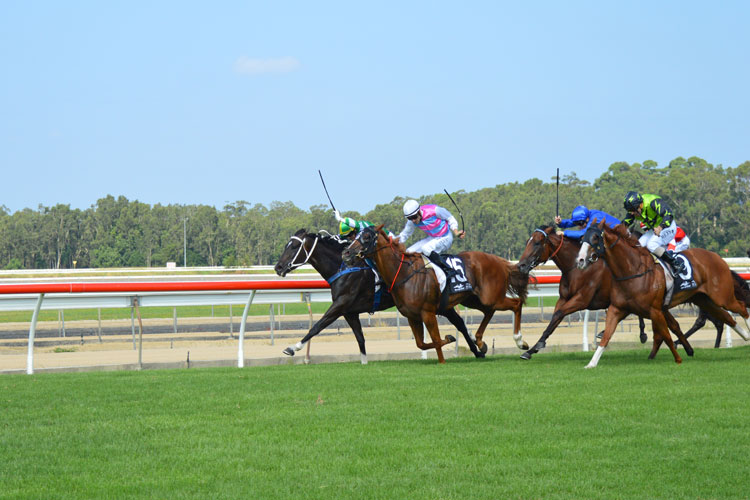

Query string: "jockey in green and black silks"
[[622, 191, 686, 276]]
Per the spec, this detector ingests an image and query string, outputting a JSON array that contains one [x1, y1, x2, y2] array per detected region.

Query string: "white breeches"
[[406, 232, 454, 255], [638, 222, 677, 253]]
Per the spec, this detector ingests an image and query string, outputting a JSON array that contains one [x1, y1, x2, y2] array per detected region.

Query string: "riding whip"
[[555, 168, 560, 219], [443, 189, 465, 233], [318, 170, 337, 212]]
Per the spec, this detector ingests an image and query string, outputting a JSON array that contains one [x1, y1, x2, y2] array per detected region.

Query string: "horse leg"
[[650, 308, 682, 364], [679, 310, 708, 343], [585, 306, 627, 369], [442, 308, 483, 358], [692, 294, 749, 341], [638, 316, 648, 344], [710, 316, 724, 348], [421, 313, 455, 364], [342, 313, 367, 365], [283, 301, 346, 356], [664, 310, 693, 357], [523, 296, 588, 360], [508, 297, 529, 350]]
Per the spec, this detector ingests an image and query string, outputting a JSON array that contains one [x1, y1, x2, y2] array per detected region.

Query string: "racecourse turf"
[[1, 346, 749, 500]]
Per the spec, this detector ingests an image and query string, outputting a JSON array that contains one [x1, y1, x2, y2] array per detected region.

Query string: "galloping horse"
[[577, 220, 750, 368], [516, 225, 696, 359], [274, 229, 478, 364], [343, 225, 530, 363]]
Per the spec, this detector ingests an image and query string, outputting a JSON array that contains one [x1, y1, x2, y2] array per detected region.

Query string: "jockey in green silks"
[[622, 191, 686, 276]]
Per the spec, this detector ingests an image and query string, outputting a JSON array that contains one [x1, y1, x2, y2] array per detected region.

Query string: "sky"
[[2, 1, 749, 215]]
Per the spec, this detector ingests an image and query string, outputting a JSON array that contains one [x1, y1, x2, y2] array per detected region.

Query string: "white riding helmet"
[[403, 199, 420, 218]]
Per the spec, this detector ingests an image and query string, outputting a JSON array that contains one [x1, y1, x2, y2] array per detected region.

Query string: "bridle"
[[524, 228, 565, 270], [281, 234, 319, 273]]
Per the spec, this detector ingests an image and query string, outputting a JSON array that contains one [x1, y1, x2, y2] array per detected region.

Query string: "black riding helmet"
[[623, 191, 643, 211]]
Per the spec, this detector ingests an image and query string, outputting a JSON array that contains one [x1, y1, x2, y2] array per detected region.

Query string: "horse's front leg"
[[585, 305, 627, 369], [422, 312, 456, 364], [651, 308, 681, 364], [664, 310, 693, 356], [343, 312, 367, 365], [523, 294, 588, 360], [283, 300, 347, 356], [508, 297, 528, 350]]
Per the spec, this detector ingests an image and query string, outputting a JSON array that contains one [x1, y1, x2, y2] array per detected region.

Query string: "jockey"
[[554, 205, 620, 240], [397, 199, 465, 278], [622, 191, 686, 276], [668, 227, 690, 253], [334, 211, 374, 241]]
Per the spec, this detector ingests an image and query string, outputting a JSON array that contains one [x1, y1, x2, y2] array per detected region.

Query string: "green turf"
[[2, 347, 749, 499]]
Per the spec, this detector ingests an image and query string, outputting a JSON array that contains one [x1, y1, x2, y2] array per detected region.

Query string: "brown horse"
[[342, 225, 529, 363], [577, 220, 750, 368], [517, 225, 694, 360]]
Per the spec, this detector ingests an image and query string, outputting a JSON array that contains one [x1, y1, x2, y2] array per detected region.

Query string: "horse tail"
[[507, 263, 533, 303], [731, 270, 750, 306]]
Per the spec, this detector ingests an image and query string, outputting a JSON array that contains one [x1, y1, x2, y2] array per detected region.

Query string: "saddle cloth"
[[661, 253, 697, 305], [423, 254, 473, 294]]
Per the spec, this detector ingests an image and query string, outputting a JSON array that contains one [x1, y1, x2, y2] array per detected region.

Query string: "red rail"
[[0, 280, 331, 295], [0, 272, 746, 295]]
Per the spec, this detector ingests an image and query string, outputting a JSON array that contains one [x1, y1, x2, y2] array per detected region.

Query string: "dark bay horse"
[[516, 225, 696, 360], [274, 229, 477, 364], [577, 220, 750, 368], [343, 225, 530, 363]]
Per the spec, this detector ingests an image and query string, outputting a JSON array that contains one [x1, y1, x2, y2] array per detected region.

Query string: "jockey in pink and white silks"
[[397, 200, 465, 277]]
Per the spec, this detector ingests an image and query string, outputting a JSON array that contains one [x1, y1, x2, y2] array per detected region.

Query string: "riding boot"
[[662, 250, 686, 277], [428, 251, 455, 281]]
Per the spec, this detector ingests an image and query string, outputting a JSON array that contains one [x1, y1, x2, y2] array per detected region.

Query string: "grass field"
[[2, 347, 749, 499]]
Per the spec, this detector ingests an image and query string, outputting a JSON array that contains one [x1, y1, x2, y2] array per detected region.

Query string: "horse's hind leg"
[[508, 297, 529, 350], [693, 294, 750, 342], [343, 313, 368, 365], [442, 308, 483, 358]]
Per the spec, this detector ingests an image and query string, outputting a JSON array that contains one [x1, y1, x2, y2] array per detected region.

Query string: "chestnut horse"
[[516, 225, 694, 360], [275, 229, 481, 363], [343, 225, 529, 363], [577, 220, 750, 368]]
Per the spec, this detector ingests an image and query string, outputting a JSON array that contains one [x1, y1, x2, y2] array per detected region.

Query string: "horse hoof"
[[282, 347, 295, 356], [521, 342, 529, 350], [520, 351, 532, 361], [475, 350, 486, 359], [639, 333, 648, 344], [480, 343, 488, 355], [445, 335, 456, 344]]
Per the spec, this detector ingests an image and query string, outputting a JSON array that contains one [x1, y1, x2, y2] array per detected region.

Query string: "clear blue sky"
[[2, 1, 748, 214]]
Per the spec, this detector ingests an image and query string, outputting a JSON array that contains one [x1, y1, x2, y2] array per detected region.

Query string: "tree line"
[[1, 156, 748, 270]]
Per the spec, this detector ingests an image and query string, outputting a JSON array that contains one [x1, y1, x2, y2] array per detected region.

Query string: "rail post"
[[237, 290, 256, 368], [26, 294, 45, 375]]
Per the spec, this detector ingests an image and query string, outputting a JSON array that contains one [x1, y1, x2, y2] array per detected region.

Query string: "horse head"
[[275, 229, 315, 277], [577, 218, 606, 269], [342, 224, 383, 266], [518, 225, 556, 274]]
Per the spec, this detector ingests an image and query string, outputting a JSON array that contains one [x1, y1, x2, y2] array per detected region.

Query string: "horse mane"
[[608, 223, 648, 253], [317, 229, 349, 251], [375, 226, 408, 254]]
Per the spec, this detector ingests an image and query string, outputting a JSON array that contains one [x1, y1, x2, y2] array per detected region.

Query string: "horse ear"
[[376, 224, 385, 232], [596, 218, 605, 229], [295, 228, 307, 236]]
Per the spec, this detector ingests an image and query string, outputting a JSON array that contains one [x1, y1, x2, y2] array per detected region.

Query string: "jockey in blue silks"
[[554, 205, 620, 240]]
